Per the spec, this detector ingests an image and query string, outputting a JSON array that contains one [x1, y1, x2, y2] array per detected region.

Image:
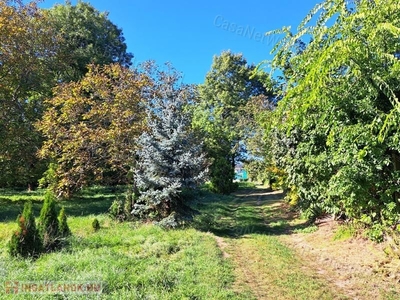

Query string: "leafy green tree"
[[8, 201, 42, 258], [132, 64, 208, 227], [0, 0, 134, 189], [46, 0, 133, 82], [37, 64, 148, 198], [0, 0, 59, 188], [193, 51, 270, 193], [267, 0, 400, 234]]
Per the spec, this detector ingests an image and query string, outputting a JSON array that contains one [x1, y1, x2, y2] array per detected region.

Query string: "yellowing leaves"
[[37, 64, 148, 198]]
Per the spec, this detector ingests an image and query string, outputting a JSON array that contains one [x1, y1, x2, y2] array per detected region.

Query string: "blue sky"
[[40, 0, 320, 84]]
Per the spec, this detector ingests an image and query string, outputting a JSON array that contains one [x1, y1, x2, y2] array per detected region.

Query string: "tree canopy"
[[0, 0, 134, 189], [0, 0, 59, 188], [2, 0, 400, 239], [262, 0, 400, 239], [46, 0, 133, 82], [37, 64, 148, 198], [192, 51, 272, 193]]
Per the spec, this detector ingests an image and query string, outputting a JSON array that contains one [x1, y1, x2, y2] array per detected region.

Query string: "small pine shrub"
[[38, 192, 60, 252], [8, 201, 42, 258], [58, 206, 71, 238], [108, 195, 134, 222], [92, 218, 100, 232], [109, 198, 125, 222]]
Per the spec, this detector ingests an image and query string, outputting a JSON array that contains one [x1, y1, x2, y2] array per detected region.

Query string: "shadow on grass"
[[0, 186, 127, 222], [192, 187, 311, 238]]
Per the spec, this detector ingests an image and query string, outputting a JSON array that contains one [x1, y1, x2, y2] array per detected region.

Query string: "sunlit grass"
[[0, 213, 247, 299], [0, 184, 251, 299]]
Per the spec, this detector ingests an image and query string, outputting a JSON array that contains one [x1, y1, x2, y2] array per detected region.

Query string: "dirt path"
[[212, 186, 400, 300]]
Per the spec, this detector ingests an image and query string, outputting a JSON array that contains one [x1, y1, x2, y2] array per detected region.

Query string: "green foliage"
[[209, 156, 238, 194], [37, 64, 148, 198], [109, 198, 127, 222], [38, 192, 60, 251], [0, 0, 58, 188], [91, 218, 100, 232], [244, 160, 267, 183], [46, 0, 133, 82], [333, 224, 358, 241], [264, 0, 400, 237], [58, 206, 70, 238], [193, 51, 272, 194], [365, 224, 385, 243], [0, 0, 134, 190], [8, 201, 42, 258]]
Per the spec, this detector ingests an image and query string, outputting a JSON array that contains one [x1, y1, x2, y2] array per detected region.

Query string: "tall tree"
[[46, 0, 133, 82], [193, 51, 270, 193], [37, 64, 148, 198], [132, 64, 208, 226], [0, 0, 134, 189], [267, 0, 400, 236], [0, 0, 59, 188]]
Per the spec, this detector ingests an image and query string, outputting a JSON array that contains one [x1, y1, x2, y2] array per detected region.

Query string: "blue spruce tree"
[[132, 65, 207, 227]]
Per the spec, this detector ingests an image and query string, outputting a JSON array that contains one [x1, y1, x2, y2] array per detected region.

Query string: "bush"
[[8, 201, 42, 258], [209, 157, 237, 194], [92, 218, 100, 232], [108, 194, 135, 222], [58, 206, 71, 238], [38, 192, 60, 251]]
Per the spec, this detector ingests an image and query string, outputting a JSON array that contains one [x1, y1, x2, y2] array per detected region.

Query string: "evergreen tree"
[[132, 64, 208, 226], [38, 192, 60, 251], [58, 206, 71, 238], [8, 201, 42, 258]]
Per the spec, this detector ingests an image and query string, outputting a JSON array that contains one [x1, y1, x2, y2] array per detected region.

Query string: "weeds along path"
[[204, 186, 400, 300], [206, 186, 345, 300]]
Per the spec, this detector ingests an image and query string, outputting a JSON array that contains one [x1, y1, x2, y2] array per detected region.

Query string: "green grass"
[[0, 188, 45, 202], [191, 187, 347, 299], [2, 184, 393, 299], [0, 215, 247, 299], [0, 186, 127, 222], [231, 235, 346, 300], [0, 185, 252, 299], [191, 186, 309, 237], [333, 224, 357, 241]]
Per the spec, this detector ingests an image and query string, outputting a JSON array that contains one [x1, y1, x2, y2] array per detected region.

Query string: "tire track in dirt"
[[214, 187, 281, 300], [212, 186, 348, 300]]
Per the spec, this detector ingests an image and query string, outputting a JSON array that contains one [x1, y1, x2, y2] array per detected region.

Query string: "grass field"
[[0, 185, 251, 299], [0, 184, 398, 299]]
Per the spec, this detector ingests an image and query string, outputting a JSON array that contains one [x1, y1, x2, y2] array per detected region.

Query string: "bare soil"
[[283, 215, 400, 299]]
